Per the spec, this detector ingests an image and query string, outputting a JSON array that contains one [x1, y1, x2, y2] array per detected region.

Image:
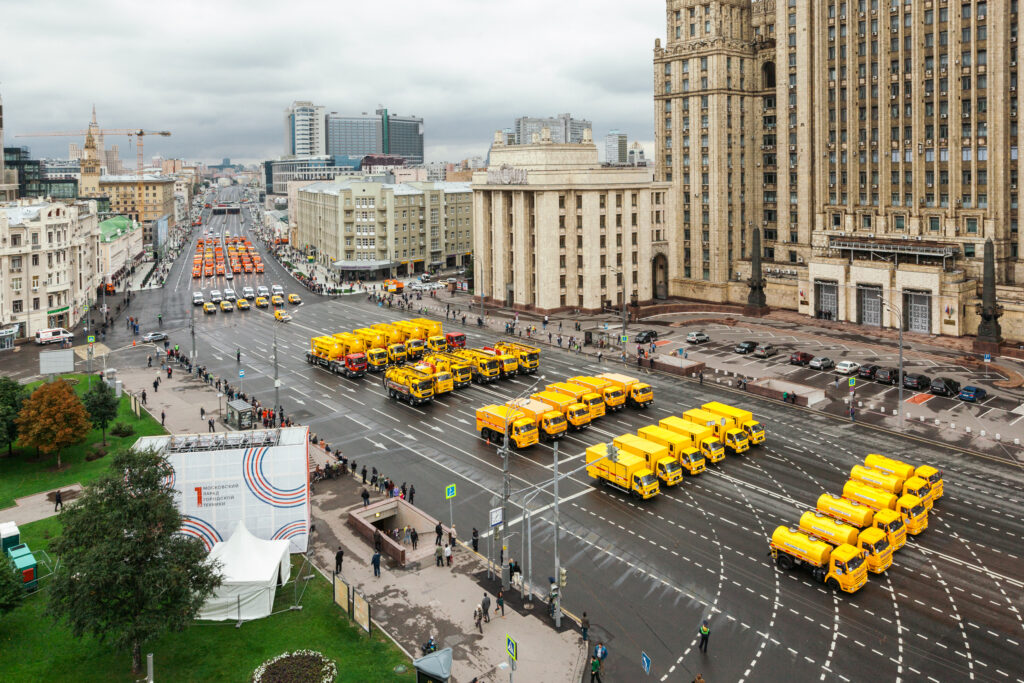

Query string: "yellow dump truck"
[[422, 353, 472, 388], [493, 341, 540, 374], [659, 416, 725, 463], [850, 465, 934, 510], [701, 402, 766, 445], [411, 317, 443, 339], [508, 398, 567, 441], [585, 443, 659, 499], [798, 511, 893, 574], [383, 366, 434, 405], [613, 433, 682, 487], [478, 347, 519, 378], [769, 526, 868, 594], [842, 480, 928, 536], [597, 373, 653, 408], [638, 424, 706, 475], [817, 493, 907, 552], [533, 391, 591, 430], [548, 382, 605, 420], [454, 349, 501, 384], [568, 376, 626, 412], [476, 405, 539, 449], [683, 408, 749, 455], [864, 453, 944, 501]]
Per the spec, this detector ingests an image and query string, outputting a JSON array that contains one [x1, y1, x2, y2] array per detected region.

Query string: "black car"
[[903, 373, 931, 390], [857, 364, 880, 380], [873, 367, 900, 385], [634, 330, 659, 344], [734, 341, 758, 354], [930, 377, 961, 396]]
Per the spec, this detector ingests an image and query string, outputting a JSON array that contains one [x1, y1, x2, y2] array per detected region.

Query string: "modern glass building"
[[325, 108, 424, 165]]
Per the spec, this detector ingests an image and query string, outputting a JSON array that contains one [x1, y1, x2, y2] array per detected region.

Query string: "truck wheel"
[[776, 554, 794, 570], [826, 578, 840, 592]]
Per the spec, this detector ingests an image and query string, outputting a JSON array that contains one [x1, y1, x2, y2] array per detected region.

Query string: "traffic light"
[[559, 567, 567, 588]]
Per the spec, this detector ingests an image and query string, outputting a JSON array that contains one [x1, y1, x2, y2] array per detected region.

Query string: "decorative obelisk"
[[973, 238, 1003, 354], [744, 228, 770, 316]]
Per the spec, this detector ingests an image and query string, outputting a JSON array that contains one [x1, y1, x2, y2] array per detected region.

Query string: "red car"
[[789, 351, 814, 366]]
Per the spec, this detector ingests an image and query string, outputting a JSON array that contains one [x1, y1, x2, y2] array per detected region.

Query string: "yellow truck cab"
[[850, 465, 933, 510], [870, 509, 907, 551], [493, 341, 540, 374], [818, 493, 906, 551], [479, 347, 519, 378], [638, 425, 706, 475], [414, 364, 453, 395], [476, 405, 539, 449], [701, 401, 766, 445], [423, 353, 472, 388], [914, 464, 944, 499], [798, 511, 893, 574], [842, 481, 928, 536], [613, 433, 682, 487], [365, 347, 389, 371], [386, 343, 407, 365], [659, 416, 725, 463], [533, 391, 591, 430], [568, 376, 626, 411], [508, 398, 567, 441], [411, 317, 443, 339], [548, 382, 605, 420], [586, 443, 660, 499], [597, 373, 653, 408], [383, 366, 434, 405], [427, 335, 448, 353], [454, 349, 501, 384], [769, 526, 868, 594], [683, 408, 749, 455]]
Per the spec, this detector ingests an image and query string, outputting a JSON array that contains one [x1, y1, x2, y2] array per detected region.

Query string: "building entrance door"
[[857, 286, 882, 326], [652, 254, 668, 300], [904, 291, 932, 334], [815, 280, 838, 320]]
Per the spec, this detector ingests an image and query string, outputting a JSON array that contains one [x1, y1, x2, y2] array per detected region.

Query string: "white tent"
[[198, 522, 292, 621]]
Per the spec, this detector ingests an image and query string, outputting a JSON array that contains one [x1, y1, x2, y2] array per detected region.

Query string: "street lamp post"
[[273, 320, 281, 424], [883, 300, 905, 431]]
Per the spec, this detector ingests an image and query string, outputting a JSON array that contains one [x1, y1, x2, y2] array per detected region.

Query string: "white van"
[[35, 328, 73, 345]]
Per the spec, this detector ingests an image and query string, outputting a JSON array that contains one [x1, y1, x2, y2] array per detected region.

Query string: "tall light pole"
[[609, 267, 628, 347], [273, 319, 281, 423], [474, 254, 485, 319], [190, 302, 197, 375], [883, 300, 905, 432]]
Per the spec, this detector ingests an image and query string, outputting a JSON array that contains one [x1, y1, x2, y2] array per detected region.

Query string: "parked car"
[[930, 377, 961, 396], [903, 373, 931, 390], [753, 344, 778, 358], [421, 273, 433, 282], [142, 332, 167, 343], [789, 351, 814, 366], [857, 364, 880, 380], [958, 386, 988, 402], [734, 341, 758, 354], [209, 290, 223, 302], [873, 367, 901, 385], [809, 356, 835, 370], [223, 288, 237, 301], [192, 292, 205, 306], [634, 330, 659, 344], [835, 360, 861, 375], [242, 286, 255, 299], [686, 331, 710, 344], [257, 286, 270, 298]]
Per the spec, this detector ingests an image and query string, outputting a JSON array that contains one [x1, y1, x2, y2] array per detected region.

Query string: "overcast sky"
[[3, 0, 664, 166]]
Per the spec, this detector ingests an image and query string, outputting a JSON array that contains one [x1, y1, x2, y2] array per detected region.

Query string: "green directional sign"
[[445, 484, 456, 500]]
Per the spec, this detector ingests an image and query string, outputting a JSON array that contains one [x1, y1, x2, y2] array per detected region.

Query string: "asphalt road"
[[99, 187, 1024, 682]]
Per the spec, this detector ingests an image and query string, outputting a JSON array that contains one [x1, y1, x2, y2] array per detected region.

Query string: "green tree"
[[15, 380, 89, 469], [0, 559, 24, 616], [46, 448, 222, 673], [0, 376, 25, 456], [82, 380, 119, 445]]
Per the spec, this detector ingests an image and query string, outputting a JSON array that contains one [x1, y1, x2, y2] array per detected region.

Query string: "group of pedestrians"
[[472, 590, 505, 633]]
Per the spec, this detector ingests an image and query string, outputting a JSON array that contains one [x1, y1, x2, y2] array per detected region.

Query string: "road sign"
[[239, 369, 245, 378], [83, 305, 89, 312], [489, 507, 503, 528], [641, 651, 651, 675], [506, 634, 518, 662], [620, 334, 628, 343], [445, 484, 457, 500], [87, 335, 95, 344], [848, 377, 856, 387], [984, 354, 992, 363]]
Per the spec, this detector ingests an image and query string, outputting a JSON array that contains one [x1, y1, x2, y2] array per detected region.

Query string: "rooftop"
[[99, 215, 136, 241], [100, 173, 175, 183], [1, 202, 48, 226]]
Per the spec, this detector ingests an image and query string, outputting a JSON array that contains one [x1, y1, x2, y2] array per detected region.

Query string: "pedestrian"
[[361, 466, 368, 484], [360, 487, 369, 507], [590, 655, 603, 682], [161, 410, 166, 426], [435, 522, 443, 546], [141, 389, 147, 405], [54, 489, 64, 512], [411, 528, 419, 550], [445, 543, 453, 567], [449, 525, 457, 548], [371, 551, 381, 578], [698, 618, 710, 653], [471, 527, 479, 553], [335, 547, 344, 574], [594, 642, 608, 663], [403, 525, 411, 544], [373, 528, 382, 552], [497, 589, 505, 617], [849, 406, 856, 421], [581, 611, 590, 641], [474, 604, 483, 633], [699, 371, 704, 385], [408, 484, 415, 505], [481, 592, 491, 622], [782, 391, 789, 403], [435, 543, 444, 567], [208, 418, 215, 432], [153, 379, 159, 393], [200, 406, 205, 420]]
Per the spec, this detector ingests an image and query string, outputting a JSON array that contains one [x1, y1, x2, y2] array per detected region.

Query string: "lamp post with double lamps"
[[882, 300, 906, 432]]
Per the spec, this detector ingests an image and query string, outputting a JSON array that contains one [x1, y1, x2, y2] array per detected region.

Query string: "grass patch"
[[0, 374, 165, 509], [0, 518, 413, 682]]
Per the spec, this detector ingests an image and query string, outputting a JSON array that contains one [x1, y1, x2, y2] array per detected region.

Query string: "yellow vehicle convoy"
[[597, 373, 653, 408], [548, 382, 605, 420], [371, 323, 405, 344], [305, 336, 368, 378], [816, 493, 907, 551], [493, 341, 540, 374], [700, 402, 766, 445], [365, 347, 389, 372], [864, 454, 944, 501], [476, 405, 539, 449], [842, 481, 929, 535], [383, 366, 434, 405], [585, 443, 660, 499], [508, 398, 567, 441], [637, 425, 706, 475], [413, 364, 454, 395], [659, 417, 725, 463], [454, 349, 501, 383], [332, 332, 365, 356], [394, 320, 427, 341], [353, 327, 387, 350], [683, 408, 749, 455], [850, 465, 934, 510], [422, 353, 472, 388], [479, 347, 519, 378], [613, 434, 682, 487], [426, 335, 448, 353], [411, 317, 443, 339], [568, 376, 626, 412], [798, 511, 893, 574], [385, 342, 408, 365], [769, 526, 868, 594], [532, 391, 591, 431]]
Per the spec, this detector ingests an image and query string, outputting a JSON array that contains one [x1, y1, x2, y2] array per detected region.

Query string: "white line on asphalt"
[[372, 408, 399, 422]]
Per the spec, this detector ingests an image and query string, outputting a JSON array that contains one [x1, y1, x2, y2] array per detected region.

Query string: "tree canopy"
[[0, 376, 25, 456], [0, 559, 24, 617], [15, 380, 89, 468], [83, 380, 119, 445]]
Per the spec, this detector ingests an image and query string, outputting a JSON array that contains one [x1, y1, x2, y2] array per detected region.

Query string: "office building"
[[473, 128, 669, 313], [514, 113, 592, 145], [325, 108, 424, 165], [654, 0, 1024, 339], [284, 101, 327, 157], [263, 156, 363, 195], [3, 148, 79, 200], [605, 130, 628, 164]]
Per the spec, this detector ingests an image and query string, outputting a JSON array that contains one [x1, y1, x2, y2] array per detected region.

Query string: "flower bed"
[[252, 649, 337, 683]]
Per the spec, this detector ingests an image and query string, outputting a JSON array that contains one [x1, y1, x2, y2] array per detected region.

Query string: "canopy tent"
[[198, 522, 291, 621]]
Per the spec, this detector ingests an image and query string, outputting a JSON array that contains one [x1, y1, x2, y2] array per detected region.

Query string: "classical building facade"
[[655, 0, 1024, 339], [473, 129, 669, 313]]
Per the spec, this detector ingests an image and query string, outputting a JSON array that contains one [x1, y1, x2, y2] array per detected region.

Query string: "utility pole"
[[273, 322, 281, 424], [552, 439, 562, 628], [190, 302, 197, 375], [499, 416, 511, 592], [896, 309, 904, 431]]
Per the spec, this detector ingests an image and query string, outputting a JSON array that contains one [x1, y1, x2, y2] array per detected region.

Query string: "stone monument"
[[744, 227, 770, 316], [973, 238, 1003, 354]]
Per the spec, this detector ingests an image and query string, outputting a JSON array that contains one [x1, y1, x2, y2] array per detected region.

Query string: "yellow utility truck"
[[568, 376, 626, 412], [305, 336, 367, 378], [353, 327, 386, 350], [548, 382, 605, 420], [659, 417, 725, 463], [427, 335, 448, 353], [493, 341, 541, 374], [597, 373, 654, 409], [613, 434, 682, 487], [476, 405, 539, 449], [383, 366, 434, 405], [422, 353, 472, 388], [637, 425, 706, 475], [508, 398, 567, 441], [454, 349, 501, 384], [585, 443, 660, 499], [533, 391, 591, 431], [411, 317, 443, 339], [817, 493, 907, 552], [769, 526, 868, 594], [842, 481, 928, 535], [683, 408, 749, 455], [413, 363, 453, 395], [393, 321, 428, 360], [849, 465, 934, 510], [798, 511, 893, 574], [700, 402, 766, 445], [864, 453, 944, 501], [478, 347, 519, 378]]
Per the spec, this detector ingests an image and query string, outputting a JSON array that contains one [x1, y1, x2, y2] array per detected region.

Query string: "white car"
[[223, 288, 237, 301], [209, 289, 223, 302], [686, 331, 710, 344], [192, 292, 205, 305], [271, 284, 285, 296], [836, 360, 861, 375], [257, 286, 270, 297], [242, 286, 255, 299]]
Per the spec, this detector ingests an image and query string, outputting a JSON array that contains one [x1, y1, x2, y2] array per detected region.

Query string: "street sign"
[[641, 651, 651, 675], [489, 507, 503, 528], [239, 369, 245, 378], [506, 634, 518, 662], [620, 334, 628, 343], [445, 484, 456, 500], [87, 335, 95, 344], [848, 377, 856, 387], [83, 305, 89, 312], [984, 354, 992, 363]]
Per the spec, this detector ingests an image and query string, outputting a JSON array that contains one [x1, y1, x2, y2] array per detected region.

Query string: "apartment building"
[[284, 101, 327, 157]]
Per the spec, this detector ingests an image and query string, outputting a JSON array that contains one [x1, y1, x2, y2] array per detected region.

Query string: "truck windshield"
[[408, 339, 424, 349], [587, 397, 602, 407], [872, 538, 890, 554], [927, 471, 942, 484], [370, 350, 387, 361], [887, 518, 904, 533], [688, 453, 703, 464], [638, 474, 658, 487], [415, 382, 432, 393], [608, 389, 623, 399], [548, 415, 566, 428], [749, 424, 764, 434], [846, 554, 865, 571], [393, 345, 406, 355], [526, 352, 539, 362], [707, 440, 722, 452], [484, 360, 499, 372], [664, 461, 682, 474], [909, 504, 926, 518], [571, 408, 587, 419], [637, 387, 652, 399], [437, 373, 451, 383]]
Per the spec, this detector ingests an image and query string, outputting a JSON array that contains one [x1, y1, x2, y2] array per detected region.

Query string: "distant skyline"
[[3, 0, 661, 166]]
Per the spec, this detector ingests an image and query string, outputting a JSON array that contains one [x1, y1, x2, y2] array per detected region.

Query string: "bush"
[[252, 650, 337, 683], [85, 445, 106, 462], [110, 422, 135, 437]]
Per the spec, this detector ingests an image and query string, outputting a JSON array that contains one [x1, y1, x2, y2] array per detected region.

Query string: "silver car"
[[809, 356, 835, 370]]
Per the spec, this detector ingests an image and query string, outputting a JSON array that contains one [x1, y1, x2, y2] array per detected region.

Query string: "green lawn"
[[0, 374, 166, 509], [0, 518, 413, 682]]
